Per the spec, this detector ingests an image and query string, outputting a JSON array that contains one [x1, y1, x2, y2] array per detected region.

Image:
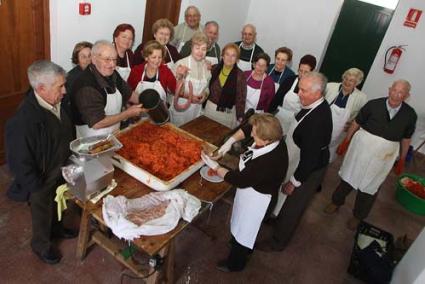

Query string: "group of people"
[[5, 5, 417, 276]]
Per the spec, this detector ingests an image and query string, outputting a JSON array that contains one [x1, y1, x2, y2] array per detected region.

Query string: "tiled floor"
[[0, 154, 424, 283]]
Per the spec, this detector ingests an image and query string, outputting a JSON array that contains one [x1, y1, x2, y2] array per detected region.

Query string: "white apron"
[[76, 88, 123, 138], [170, 57, 208, 126], [273, 100, 322, 216], [339, 128, 399, 195], [275, 78, 301, 134], [237, 43, 255, 72], [135, 69, 167, 102], [116, 52, 131, 81], [164, 46, 176, 105], [245, 72, 264, 113], [204, 100, 236, 129], [268, 67, 284, 94], [205, 44, 219, 66], [231, 141, 279, 249], [328, 100, 351, 163]]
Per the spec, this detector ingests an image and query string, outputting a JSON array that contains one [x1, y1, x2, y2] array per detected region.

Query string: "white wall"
[[363, 0, 425, 151], [178, 0, 251, 48], [245, 0, 344, 69], [50, 0, 146, 71]]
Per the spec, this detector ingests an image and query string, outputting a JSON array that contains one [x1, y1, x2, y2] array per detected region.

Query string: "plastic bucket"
[[396, 173, 425, 215]]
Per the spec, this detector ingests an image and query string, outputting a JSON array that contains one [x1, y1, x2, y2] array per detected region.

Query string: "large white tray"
[[111, 121, 216, 191]]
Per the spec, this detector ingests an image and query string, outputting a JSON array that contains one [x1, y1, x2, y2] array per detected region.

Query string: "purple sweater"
[[244, 71, 275, 112]]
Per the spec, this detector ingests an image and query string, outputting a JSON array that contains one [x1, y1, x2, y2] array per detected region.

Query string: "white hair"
[[304, 71, 328, 95], [27, 60, 66, 89], [91, 40, 115, 56], [394, 79, 411, 92]]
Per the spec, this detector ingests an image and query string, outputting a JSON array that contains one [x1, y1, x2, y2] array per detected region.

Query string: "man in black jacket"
[[5, 60, 77, 264], [257, 72, 333, 251]]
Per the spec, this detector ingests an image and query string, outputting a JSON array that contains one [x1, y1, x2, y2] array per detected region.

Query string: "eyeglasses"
[[98, 56, 117, 63]]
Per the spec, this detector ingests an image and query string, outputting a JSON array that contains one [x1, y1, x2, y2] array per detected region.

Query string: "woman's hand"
[[201, 151, 219, 170], [175, 64, 190, 80]]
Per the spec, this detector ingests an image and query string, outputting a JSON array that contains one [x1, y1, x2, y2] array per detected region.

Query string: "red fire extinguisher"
[[384, 45, 406, 74]]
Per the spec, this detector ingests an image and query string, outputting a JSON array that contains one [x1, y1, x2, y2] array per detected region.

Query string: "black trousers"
[[29, 183, 61, 253], [332, 179, 377, 220], [226, 235, 253, 271], [272, 166, 327, 250]]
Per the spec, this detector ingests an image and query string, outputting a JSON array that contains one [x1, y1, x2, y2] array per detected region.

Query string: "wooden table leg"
[[164, 240, 175, 284], [76, 203, 92, 260], [145, 242, 174, 284]]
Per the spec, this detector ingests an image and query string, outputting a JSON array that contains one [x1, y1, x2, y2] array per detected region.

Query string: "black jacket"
[[5, 90, 74, 201]]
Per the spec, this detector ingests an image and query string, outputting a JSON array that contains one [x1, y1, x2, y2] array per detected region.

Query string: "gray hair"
[[304, 71, 328, 95], [242, 24, 257, 35], [205, 20, 219, 29], [27, 60, 66, 89], [185, 5, 201, 17], [91, 40, 115, 56], [393, 79, 411, 92], [342, 67, 364, 85]]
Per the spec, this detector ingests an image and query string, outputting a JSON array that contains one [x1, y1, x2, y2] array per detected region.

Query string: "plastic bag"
[[102, 189, 201, 240]]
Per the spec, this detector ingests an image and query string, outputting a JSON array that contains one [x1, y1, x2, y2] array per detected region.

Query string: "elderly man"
[[171, 5, 203, 52], [257, 72, 333, 252], [324, 80, 417, 230], [71, 40, 144, 138], [180, 20, 221, 65], [234, 24, 264, 71], [5, 60, 76, 264]]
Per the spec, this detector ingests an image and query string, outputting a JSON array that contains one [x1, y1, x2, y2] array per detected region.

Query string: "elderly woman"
[[127, 40, 176, 104], [325, 68, 367, 162], [171, 5, 203, 52], [201, 113, 288, 272], [170, 32, 211, 126], [133, 18, 181, 68], [269, 54, 317, 133], [66, 41, 93, 92], [267, 47, 295, 92], [204, 43, 247, 128], [244, 53, 275, 113], [113, 23, 136, 81]]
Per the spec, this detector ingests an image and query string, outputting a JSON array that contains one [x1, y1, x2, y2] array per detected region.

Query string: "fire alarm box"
[[79, 3, 91, 15]]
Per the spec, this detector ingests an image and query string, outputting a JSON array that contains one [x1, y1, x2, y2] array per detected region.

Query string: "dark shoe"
[[52, 228, 79, 239], [316, 185, 322, 193], [32, 246, 62, 265], [216, 260, 231, 272], [255, 240, 284, 252]]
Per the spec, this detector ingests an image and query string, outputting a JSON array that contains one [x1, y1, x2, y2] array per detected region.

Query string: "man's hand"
[[336, 138, 351, 156], [281, 181, 296, 195], [124, 104, 146, 118], [394, 159, 405, 175]]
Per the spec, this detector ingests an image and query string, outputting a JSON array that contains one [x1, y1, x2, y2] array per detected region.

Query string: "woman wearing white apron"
[[267, 47, 295, 93], [235, 24, 264, 72], [72, 41, 145, 138], [170, 32, 211, 126], [272, 54, 317, 134], [180, 21, 221, 67], [324, 80, 417, 230], [205, 43, 247, 128], [133, 19, 182, 68], [113, 24, 135, 81], [201, 113, 288, 272], [325, 68, 367, 162], [127, 40, 176, 106], [171, 6, 203, 52], [243, 53, 275, 113]]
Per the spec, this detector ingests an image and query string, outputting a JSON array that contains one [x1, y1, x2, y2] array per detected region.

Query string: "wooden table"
[[75, 116, 236, 283]]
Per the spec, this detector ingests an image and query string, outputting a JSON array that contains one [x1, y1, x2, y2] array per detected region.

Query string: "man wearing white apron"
[[71, 41, 144, 138], [324, 80, 417, 230], [201, 113, 288, 272], [180, 21, 221, 66], [235, 24, 264, 72], [171, 6, 203, 52], [257, 72, 333, 252]]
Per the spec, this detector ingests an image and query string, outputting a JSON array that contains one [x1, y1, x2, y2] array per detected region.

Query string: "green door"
[[320, 0, 395, 89]]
